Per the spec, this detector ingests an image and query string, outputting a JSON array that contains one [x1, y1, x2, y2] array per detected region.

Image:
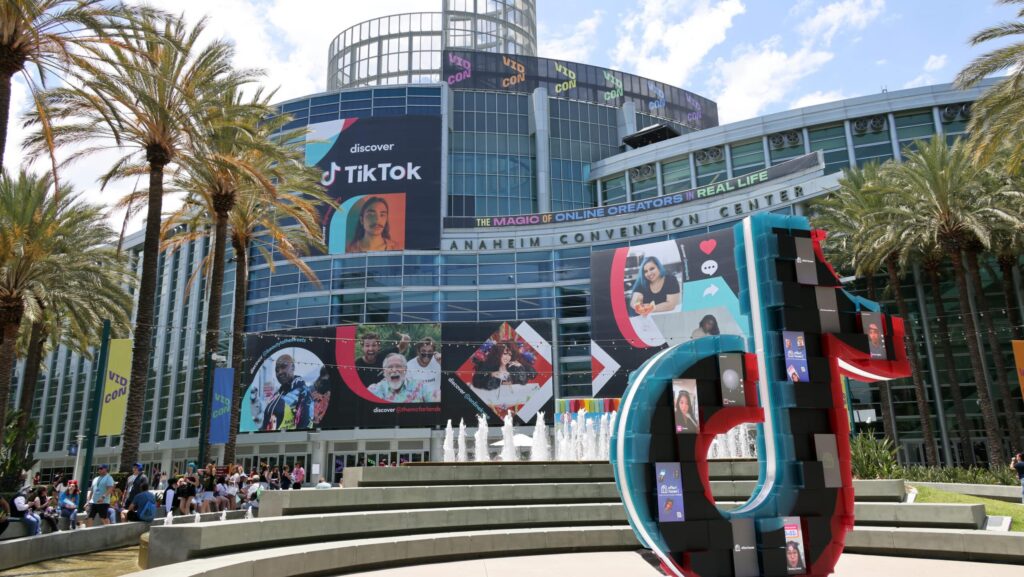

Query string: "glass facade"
[[549, 99, 618, 211], [449, 90, 535, 217], [329, 1, 537, 91]]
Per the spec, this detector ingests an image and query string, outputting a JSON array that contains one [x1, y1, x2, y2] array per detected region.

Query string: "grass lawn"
[[910, 484, 1024, 532]]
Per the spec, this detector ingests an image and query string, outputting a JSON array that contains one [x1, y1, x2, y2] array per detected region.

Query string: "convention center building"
[[14, 0, 1015, 479]]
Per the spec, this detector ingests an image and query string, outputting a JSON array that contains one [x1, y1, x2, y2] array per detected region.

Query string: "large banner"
[[1013, 340, 1024, 400], [590, 229, 750, 397], [98, 338, 131, 436], [442, 320, 554, 426], [209, 367, 234, 445], [306, 115, 442, 253], [240, 322, 554, 432]]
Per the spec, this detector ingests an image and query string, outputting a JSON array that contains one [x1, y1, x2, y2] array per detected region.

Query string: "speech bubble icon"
[[703, 285, 719, 297], [701, 260, 718, 276]]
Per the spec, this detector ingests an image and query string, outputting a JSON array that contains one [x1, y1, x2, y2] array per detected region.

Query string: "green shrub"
[[849, 432, 900, 479], [848, 432, 1018, 485]]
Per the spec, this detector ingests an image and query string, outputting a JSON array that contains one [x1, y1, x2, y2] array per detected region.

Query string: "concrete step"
[[261, 478, 905, 517], [133, 526, 640, 577], [345, 460, 760, 487], [909, 482, 1024, 504], [845, 526, 1024, 564], [143, 502, 630, 568]]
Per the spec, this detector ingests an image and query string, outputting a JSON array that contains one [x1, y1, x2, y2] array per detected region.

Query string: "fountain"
[[220, 508, 227, 522], [165, 508, 173, 526], [499, 412, 517, 461], [443, 419, 455, 462], [530, 411, 550, 461], [194, 511, 201, 524], [457, 419, 468, 462], [245, 507, 253, 520], [474, 414, 490, 462]]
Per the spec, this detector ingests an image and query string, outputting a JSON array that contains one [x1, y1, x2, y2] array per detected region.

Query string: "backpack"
[[138, 498, 156, 522]]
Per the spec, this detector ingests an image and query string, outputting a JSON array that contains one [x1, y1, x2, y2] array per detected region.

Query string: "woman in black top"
[[629, 256, 680, 316]]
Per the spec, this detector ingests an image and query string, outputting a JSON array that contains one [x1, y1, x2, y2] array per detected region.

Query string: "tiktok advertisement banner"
[[305, 115, 442, 254], [441, 321, 555, 426], [240, 321, 554, 432], [589, 228, 750, 397]]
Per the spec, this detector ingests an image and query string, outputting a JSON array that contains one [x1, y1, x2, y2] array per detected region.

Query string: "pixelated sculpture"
[[611, 213, 911, 577]]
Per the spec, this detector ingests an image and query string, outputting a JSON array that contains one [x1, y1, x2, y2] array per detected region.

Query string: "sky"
[[2, 0, 1019, 230]]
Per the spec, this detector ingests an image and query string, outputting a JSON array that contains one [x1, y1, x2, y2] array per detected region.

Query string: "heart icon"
[[699, 239, 717, 255]]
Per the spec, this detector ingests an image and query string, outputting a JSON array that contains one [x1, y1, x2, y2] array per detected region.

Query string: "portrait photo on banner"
[[451, 321, 553, 421], [241, 346, 326, 433], [330, 193, 407, 254], [351, 323, 442, 404]]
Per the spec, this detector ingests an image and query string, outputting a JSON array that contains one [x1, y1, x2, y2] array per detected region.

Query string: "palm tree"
[[955, 0, 1024, 171], [164, 88, 324, 463], [861, 164, 942, 466], [9, 215, 133, 461], [810, 163, 899, 444], [920, 250, 977, 465], [24, 12, 259, 471], [0, 0, 140, 174], [880, 136, 1014, 468], [0, 169, 130, 456]]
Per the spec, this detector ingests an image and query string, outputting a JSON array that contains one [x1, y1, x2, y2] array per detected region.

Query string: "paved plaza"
[[336, 551, 1024, 577]]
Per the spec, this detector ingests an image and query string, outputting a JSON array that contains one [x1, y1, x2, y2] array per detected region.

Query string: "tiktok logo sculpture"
[[610, 213, 910, 577]]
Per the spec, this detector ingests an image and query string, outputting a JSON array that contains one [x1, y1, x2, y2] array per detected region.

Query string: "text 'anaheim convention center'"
[[14, 0, 1014, 479]]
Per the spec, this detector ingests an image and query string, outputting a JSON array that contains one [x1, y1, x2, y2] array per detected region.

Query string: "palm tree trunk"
[[926, 263, 975, 466], [119, 158, 167, 473], [997, 255, 1024, 341], [947, 247, 1005, 468], [0, 70, 13, 174], [0, 305, 25, 455], [877, 379, 898, 446], [886, 255, 939, 466], [199, 205, 231, 463], [11, 322, 47, 460], [223, 236, 249, 468], [965, 249, 1024, 452], [866, 274, 877, 302]]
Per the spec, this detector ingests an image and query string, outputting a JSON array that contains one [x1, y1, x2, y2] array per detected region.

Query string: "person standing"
[[86, 464, 115, 527], [1013, 452, 1024, 504], [124, 463, 148, 509], [292, 462, 305, 489]]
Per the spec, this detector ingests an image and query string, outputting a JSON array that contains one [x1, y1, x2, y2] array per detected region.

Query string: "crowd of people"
[[0, 459, 334, 538]]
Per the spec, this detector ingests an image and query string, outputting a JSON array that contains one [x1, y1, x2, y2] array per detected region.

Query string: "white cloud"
[[539, 10, 603, 62], [611, 0, 746, 86], [3, 77, 32, 174], [924, 53, 947, 72], [708, 37, 833, 123], [800, 0, 886, 46], [903, 54, 948, 88], [791, 89, 847, 109], [876, 58, 887, 66]]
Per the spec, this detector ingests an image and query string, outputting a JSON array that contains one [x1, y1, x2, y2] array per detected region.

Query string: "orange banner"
[[1012, 340, 1024, 401]]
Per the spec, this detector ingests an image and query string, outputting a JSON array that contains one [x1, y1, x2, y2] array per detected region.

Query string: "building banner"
[[589, 228, 750, 397], [305, 115, 442, 253], [98, 338, 132, 436], [242, 324, 443, 432], [441, 320, 554, 426], [209, 368, 234, 445], [1013, 340, 1024, 400]]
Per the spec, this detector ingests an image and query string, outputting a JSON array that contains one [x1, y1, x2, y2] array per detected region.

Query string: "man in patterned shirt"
[[368, 353, 432, 403]]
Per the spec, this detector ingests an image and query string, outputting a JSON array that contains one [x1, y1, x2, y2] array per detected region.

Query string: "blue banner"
[[210, 368, 234, 445]]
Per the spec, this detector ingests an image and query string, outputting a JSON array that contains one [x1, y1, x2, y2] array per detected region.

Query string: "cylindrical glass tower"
[[327, 0, 537, 90]]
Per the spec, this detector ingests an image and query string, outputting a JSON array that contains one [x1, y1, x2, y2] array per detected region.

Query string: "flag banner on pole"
[[210, 367, 234, 445], [1012, 340, 1024, 401], [98, 339, 132, 436]]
